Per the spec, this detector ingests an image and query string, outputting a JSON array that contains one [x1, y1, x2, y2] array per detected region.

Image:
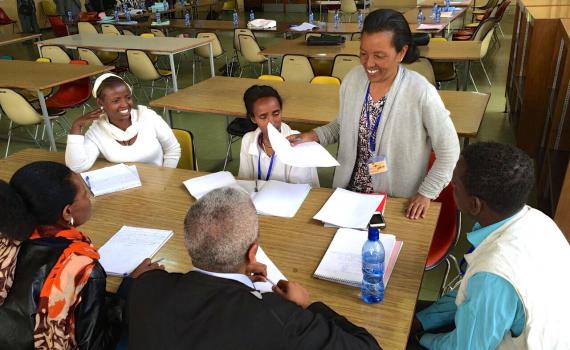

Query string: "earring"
[[69, 217, 75, 227]]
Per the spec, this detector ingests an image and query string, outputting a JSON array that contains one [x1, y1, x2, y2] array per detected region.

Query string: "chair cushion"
[[227, 118, 257, 136]]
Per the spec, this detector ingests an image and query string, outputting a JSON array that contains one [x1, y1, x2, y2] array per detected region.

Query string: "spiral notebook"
[[313, 228, 403, 287]]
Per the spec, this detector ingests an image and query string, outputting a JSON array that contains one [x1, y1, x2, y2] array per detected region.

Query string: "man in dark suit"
[[128, 187, 381, 350]]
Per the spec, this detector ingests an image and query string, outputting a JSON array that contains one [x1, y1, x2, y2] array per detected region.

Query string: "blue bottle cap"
[[368, 226, 379, 241]]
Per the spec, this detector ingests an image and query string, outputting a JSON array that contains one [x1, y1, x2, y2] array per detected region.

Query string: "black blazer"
[[128, 270, 381, 350]]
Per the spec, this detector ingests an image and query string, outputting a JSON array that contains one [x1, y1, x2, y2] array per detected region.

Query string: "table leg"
[[37, 90, 57, 152], [268, 57, 272, 73], [167, 109, 173, 127], [209, 42, 215, 77], [169, 53, 178, 91], [37, 43, 43, 57], [463, 60, 471, 91], [463, 136, 470, 148]]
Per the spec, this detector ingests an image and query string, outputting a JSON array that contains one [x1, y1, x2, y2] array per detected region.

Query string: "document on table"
[[267, 124, 339, 168], [313, 188, 385, 229], [440, 11, 453, 17], [313, 228, 402, 287], [98, 226, 173, 276], [247, 19, 277, 29], [290, 22, 318, 31], [80, 163, 141, 197], [417, 23, 446, 30], [253, 246, 287, 293], [251, 180, 310, 218], [183, 171, 245, 199]]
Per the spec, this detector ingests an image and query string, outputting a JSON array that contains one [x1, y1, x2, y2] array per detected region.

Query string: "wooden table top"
[[261, 38, 481, 61], [0, 60, 113, 90], [527, 5, 570, 18], [417, 0, 473, 7], [563, 18, 570, 37], [36, 33, 212, 54], [403, 6, 467, 24], [0, 33, 42, 46], [149, 76, 490, 137], [0, 148, 441, 350], [521, 0, 570, 6]]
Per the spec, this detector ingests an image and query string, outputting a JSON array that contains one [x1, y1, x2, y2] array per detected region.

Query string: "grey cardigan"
[[315, 65, 460, 199]]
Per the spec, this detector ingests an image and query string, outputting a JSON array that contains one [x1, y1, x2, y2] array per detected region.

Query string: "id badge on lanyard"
[[364, 83, 388, 175]]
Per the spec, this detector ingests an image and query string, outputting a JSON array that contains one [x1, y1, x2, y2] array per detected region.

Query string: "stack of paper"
[[247, 19, 277, 29], [183, 171, 244, 200], [313, 188, 385, 229], [151, 20, 170, 26], [313, 228, 403, 287], [267, 124, 339, 168], [98, 226, 173, 276], [80, 163, 141, 197], [253, 246, 287, 292], [417, 23, 446, 30], [290, 22, 318, 31]]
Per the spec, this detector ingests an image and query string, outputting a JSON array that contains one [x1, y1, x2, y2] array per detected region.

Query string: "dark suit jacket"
[[128, 270, 381, 350]]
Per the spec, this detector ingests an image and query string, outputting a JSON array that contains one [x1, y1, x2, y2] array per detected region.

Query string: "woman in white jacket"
[[238, 85, 319, 187], [65, 73, 181, 173]]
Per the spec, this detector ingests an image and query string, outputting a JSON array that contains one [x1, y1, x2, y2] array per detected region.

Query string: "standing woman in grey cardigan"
[[289, 9, 460, 220]]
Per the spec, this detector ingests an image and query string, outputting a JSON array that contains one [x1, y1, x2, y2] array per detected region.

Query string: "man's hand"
[[272, 280, 311, 309], [130, 258, 165, 278], [246, 261, 268, 283]]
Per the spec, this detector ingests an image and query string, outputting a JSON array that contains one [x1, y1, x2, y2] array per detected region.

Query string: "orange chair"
[[425, 152, 462, 297], [45, 60, 92, 115], [0, 8, 17, 32], [48, 15, 70, 37]]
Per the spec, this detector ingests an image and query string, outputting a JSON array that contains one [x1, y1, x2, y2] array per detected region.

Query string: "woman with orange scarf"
[[0, 161, 162, 349]]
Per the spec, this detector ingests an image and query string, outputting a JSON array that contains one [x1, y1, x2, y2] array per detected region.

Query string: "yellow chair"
[[78, 21, 98, 34], [238, 34, 268, 77], [150, 28, 166, 37], [280, 55, 314, 83], [258, 75, 284, 82], [172, 128, 198, 170], [429, 37, 458, 90], [340, 0, 358, 21], [331, 54, 360, 81], [126, 49, 172, 98], [40, 45, 71, 64], [222, 1, 236, 11], [122, 29, 135, 36], [139, 33, 159, 63], [101, 24, 122, 35], [140, 33, 155, 38], [310, 76, 341, 85], [403, 58, 436, 86], [40, 1, 57, 26], [0, 88, 66, 157], [193, 32, 227, 83]]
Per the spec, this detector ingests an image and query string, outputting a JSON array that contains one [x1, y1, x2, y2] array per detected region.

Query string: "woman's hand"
[[406, 193, 431, 220], [70, 108, 103, 135], [286, 131, 319, 146], [130, 258, 165, 278]]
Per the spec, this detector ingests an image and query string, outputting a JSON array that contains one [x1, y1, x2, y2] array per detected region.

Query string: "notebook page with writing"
[[98, 226, 173, 276], [80, 164, 141, 197], [313, 228, 401, 287], [253, 246, 288, 293], [252, 180, 311, 218], [183, 171, 245, 199], [313, 188, 385, 229]]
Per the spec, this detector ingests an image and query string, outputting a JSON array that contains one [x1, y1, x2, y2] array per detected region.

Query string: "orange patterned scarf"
[[29, 226, 100, 350]]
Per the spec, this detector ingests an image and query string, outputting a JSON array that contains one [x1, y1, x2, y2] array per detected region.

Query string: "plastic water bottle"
[[139, 1, 146, 10], [155, 11, 161, 23], [184, 9, 191, 26], [249, 10, 255, 21], [124, 4, 131, 21], [333, 10, 340, 28], [114, 7, 120, 22], [164, 0, 169, 10], [67, 10, 73, 23], [431, 2, 438, 18], [361, 226, 385, 304], [434, 6, 441, 23], [232, 9, 239, 28], [417, 9, 425, 24], [357, 10, 363, 30], [309, 11, 314, 25]]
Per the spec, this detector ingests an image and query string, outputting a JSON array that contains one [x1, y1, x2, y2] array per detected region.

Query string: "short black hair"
[[362, 9, 420, 64], [9, 161, 77, 226], [462, 142, 534, 216], [0, 180, 36, 241], [243, 85, 283, 121], [97, 76, 130, 99]]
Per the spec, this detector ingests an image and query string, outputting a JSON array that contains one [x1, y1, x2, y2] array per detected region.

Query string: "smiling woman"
[[288, 9, 460, 220], [65, 73, 181, 173]]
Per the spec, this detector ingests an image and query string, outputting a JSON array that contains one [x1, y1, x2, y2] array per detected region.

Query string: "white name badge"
[[368, 154, 388, 175]]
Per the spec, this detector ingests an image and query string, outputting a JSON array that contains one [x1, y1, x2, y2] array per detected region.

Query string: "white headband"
[[92, 73, 132, 98]]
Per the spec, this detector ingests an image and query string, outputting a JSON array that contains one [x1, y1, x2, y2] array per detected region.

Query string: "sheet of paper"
[[98, 226, 173, 276], [252, 180, 311, 218], [183, 171, 245, 199], [290, 22, 318, 31], [253, 246, 287, 293], [313, 228, 397, 286], [313, 188, 385, 229], [248, 19, 277, 29], [440, 11, 453, 17], [236, 179, 267, 197], [267, 124, 339, 168], [417, 23, 446, 30], [80, 163, 141, 197]]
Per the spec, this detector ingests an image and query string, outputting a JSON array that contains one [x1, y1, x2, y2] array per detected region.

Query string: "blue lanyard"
[[364, 83, 384, 153], [257, 149, 275, 181]]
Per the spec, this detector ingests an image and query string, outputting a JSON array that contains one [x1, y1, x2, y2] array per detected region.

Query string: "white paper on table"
[[236, 179, 267, 197], [290, 22, 318, 31], [267, 124, 339, 168], [183, 171, 245, 199], [248, 19, 277, 29], [313, 188, 385, 229], [98, 226, 173, 276], [251, 180, 310, 218], [253, 246, 288, 293], [417, 23, 446, 30], [440, 11, 453, 17], [80, 163, 141, 197]]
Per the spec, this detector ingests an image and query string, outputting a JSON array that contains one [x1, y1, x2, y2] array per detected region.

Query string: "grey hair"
[[184, 187, 258, 273]]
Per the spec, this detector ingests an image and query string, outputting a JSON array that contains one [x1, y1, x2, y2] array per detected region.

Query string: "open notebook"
[[80, 163, 141, 197], [314, 188, 385, 229], [98, 226, 173, 276], [314, 228, 403, 288]]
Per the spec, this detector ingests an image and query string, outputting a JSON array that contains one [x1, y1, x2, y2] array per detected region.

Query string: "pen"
[[254, 178, 259, 192], [264, 277, 276, 286], [84, 176, 94, 196], [152, 257, 165, 264]]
